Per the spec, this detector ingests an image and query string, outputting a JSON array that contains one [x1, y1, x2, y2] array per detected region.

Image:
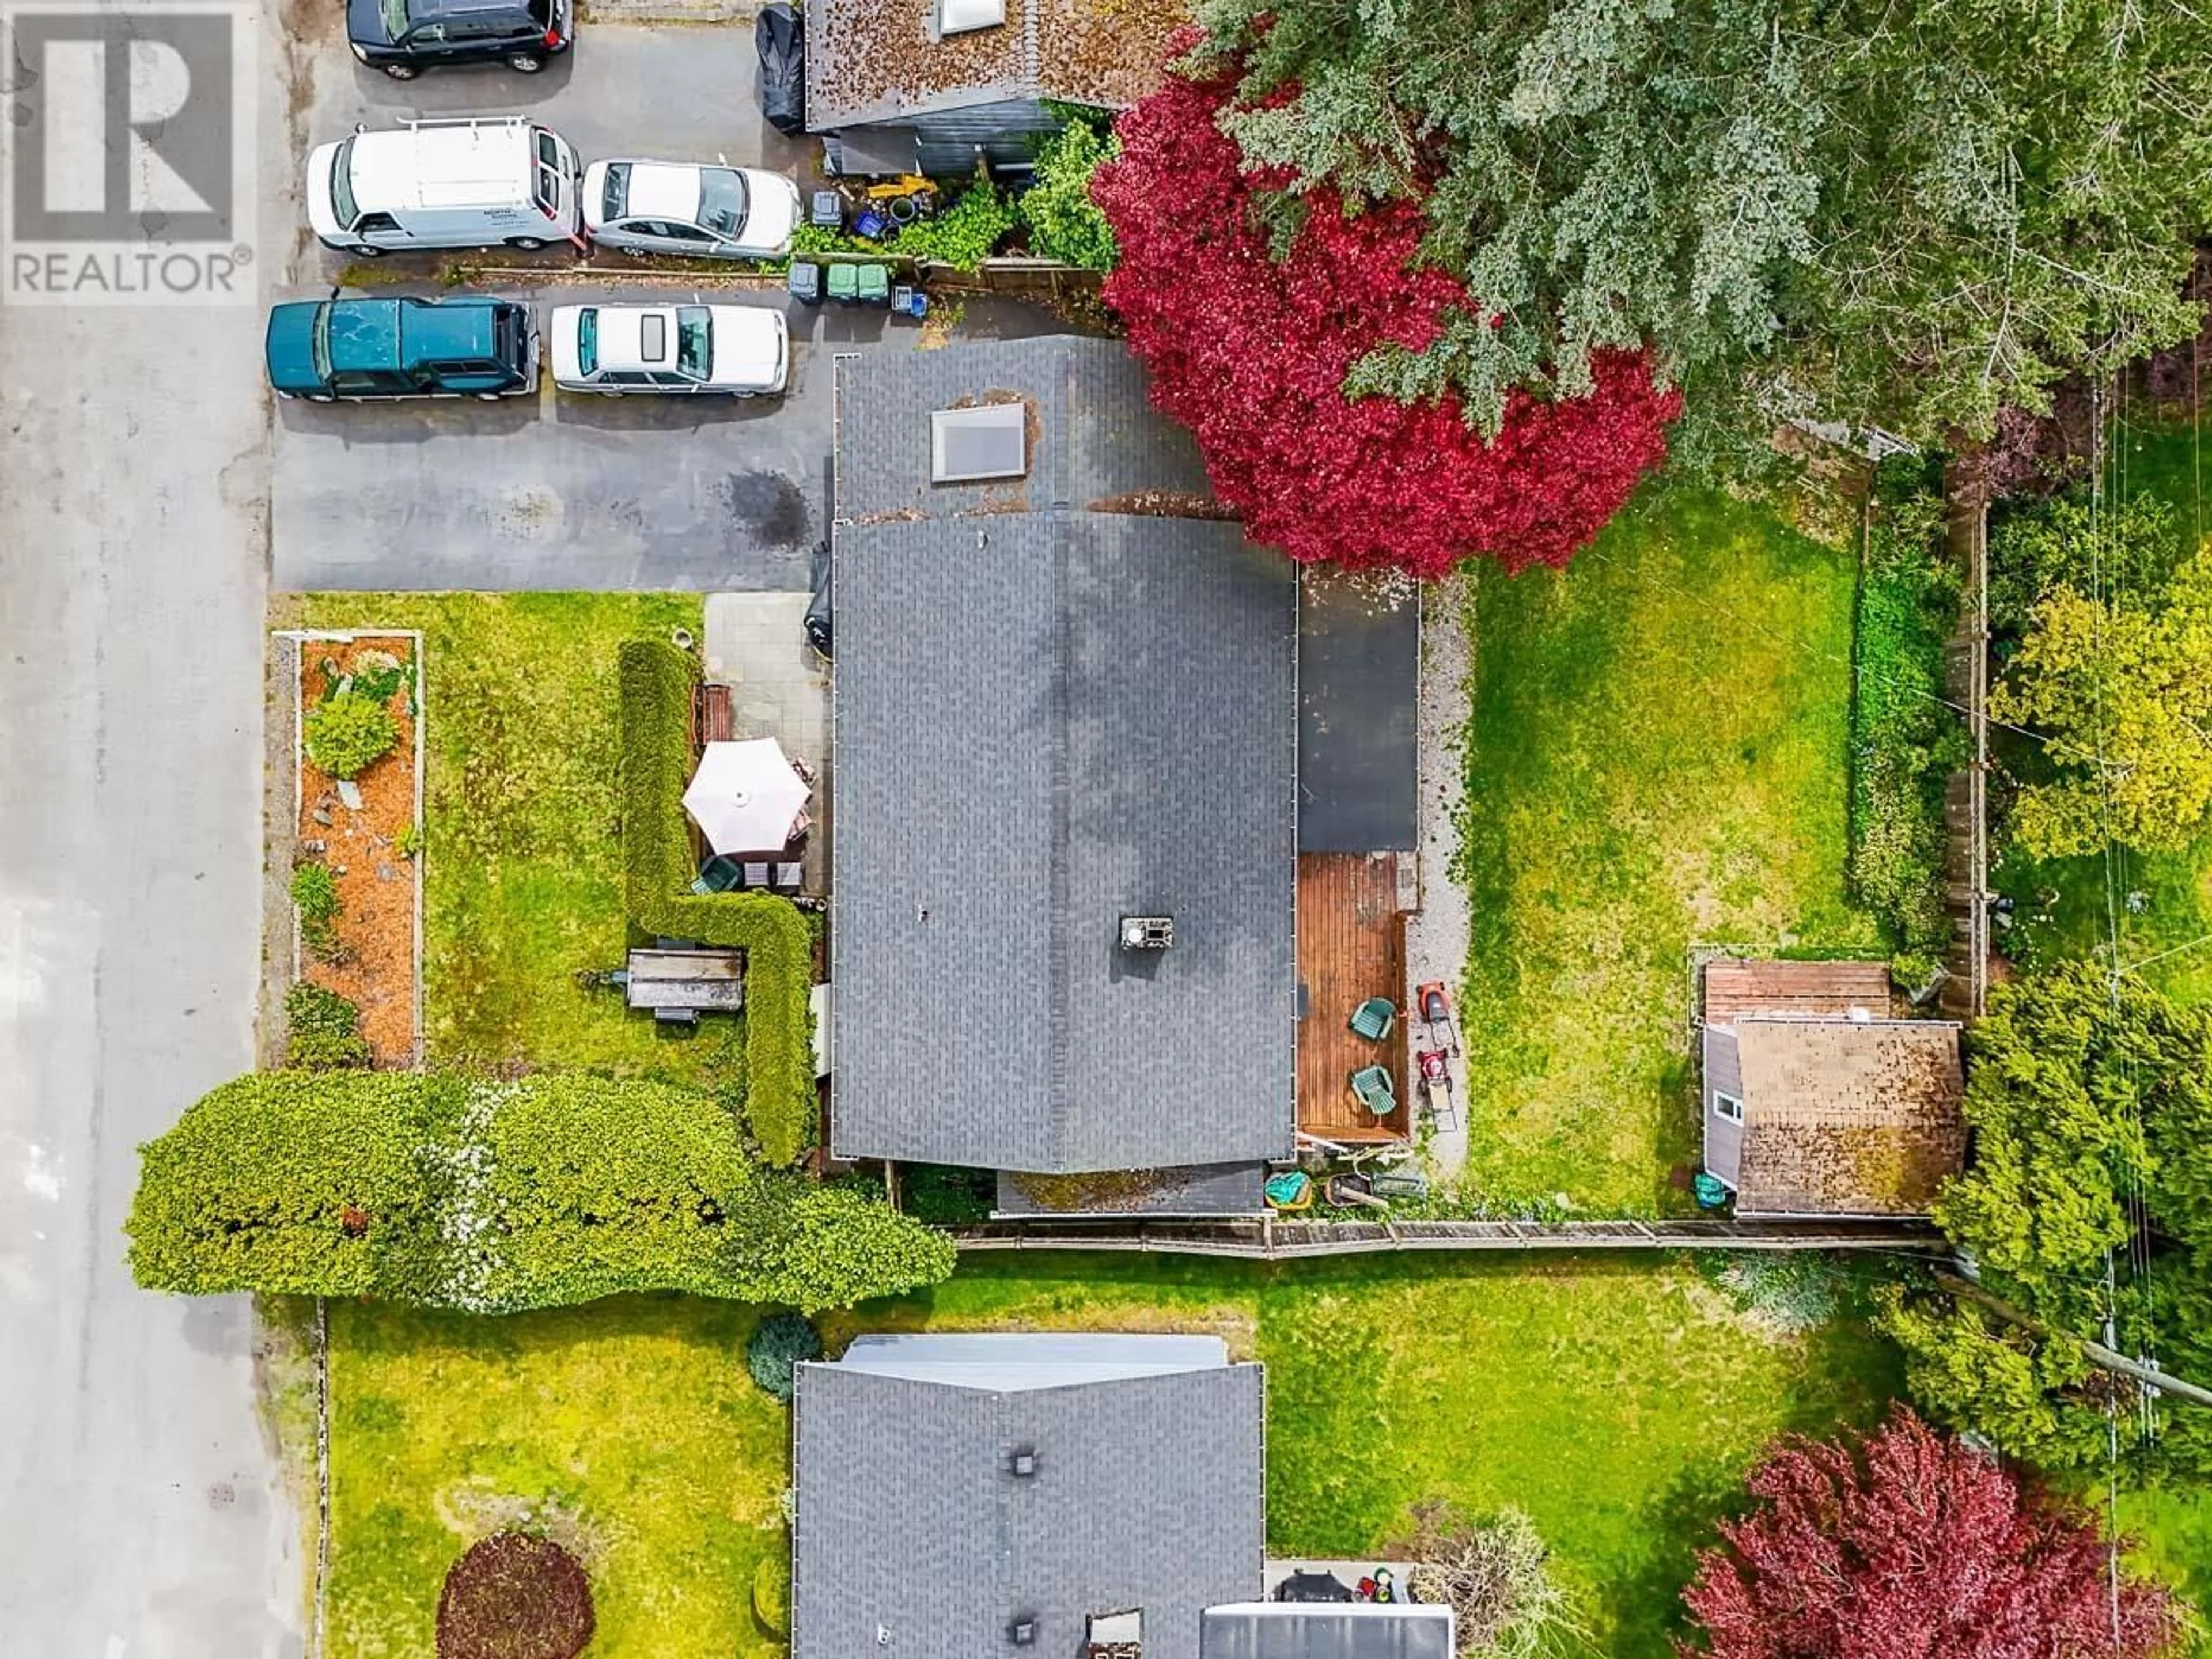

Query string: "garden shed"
[[1699, 959, 1965, 1218]]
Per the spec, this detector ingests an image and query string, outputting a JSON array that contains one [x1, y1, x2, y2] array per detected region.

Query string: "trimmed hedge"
[[126, 1071, 955, 1312], [619, 640, 816, 1165]]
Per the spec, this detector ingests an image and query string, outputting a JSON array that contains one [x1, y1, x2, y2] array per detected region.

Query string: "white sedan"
[[549, 302, 789, 396], [582, 159, 801, 259]]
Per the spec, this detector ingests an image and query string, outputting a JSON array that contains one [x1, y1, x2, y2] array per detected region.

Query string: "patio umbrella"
[[683, 738, 810, 854]]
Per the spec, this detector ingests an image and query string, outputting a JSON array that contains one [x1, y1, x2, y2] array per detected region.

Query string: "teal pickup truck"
[[264, 294, 539, 400]]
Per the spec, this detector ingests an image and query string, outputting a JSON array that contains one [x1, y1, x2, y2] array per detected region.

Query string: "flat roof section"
[[1298, 574, 1419, 854]]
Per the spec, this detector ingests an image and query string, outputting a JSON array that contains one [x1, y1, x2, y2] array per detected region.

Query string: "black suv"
[[347, 0, 573, 78]]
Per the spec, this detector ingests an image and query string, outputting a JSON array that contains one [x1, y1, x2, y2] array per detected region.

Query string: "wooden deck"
[[1297, 853, 1411, 1143]]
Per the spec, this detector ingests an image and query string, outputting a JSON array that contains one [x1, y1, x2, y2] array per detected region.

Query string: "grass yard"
[[1993, 411, 2212, 1007], [1455, 484, 1883, 1213], [2121, 1485, 2212, 1658], [275, 594, 738, 1087], [324, 1254, 1899, 1659], [325, 1297, 790, 1659]]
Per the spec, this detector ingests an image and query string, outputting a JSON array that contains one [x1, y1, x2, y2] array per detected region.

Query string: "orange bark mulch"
[[295, 635, 421, 1066]]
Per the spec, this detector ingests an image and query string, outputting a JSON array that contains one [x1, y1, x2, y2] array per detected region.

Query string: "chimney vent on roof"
[[1009, 1616, 1037, 1646], [1009, 1444, 1037, 1477], [1120, 915, 1173, 952]]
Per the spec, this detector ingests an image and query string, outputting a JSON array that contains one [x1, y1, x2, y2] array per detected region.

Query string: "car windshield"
[[329, 138, 359, 229], [676, 307, 710, 378], [310, 305, 335, 384], [600, 164, 628, 222], [575, 308, 596, 376], [378, 0, 409, 37], [696, 169, 747, 240]]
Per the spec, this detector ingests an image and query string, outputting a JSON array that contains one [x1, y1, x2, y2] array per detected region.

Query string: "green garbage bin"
[[825, 261, 859, 304], [855, 263, 892, 306]]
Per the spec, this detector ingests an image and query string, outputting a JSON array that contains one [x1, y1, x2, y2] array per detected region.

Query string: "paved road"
[[0, 0, 307, 1649]]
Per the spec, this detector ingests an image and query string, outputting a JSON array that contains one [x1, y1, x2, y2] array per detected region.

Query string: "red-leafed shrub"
[[1680, 1408, 2187, 1659], [1092, 51, 1681, 580]]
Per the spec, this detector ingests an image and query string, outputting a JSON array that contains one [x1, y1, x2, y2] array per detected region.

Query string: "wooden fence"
[[951, 1217, 1949, 1259], [1941, 454, 1993, 1020]]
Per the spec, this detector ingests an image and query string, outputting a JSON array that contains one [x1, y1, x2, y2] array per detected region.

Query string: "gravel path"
[[1404, 575, 1476, 1176]]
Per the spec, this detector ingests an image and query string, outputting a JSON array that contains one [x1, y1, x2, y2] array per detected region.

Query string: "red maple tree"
[[1091, 48, 1681, 579], [1680, 1408, 2186, 1659]]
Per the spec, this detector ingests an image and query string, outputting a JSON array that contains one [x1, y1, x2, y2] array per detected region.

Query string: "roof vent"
[[1087, 1609, 1143, 1658], [1009, 1444, 1038, 1477], [938, 0, 1005, 33], [931, 403, 1027, 483], [1119, 915, 1173, 952], [1009, 1616, 1037, 1646]]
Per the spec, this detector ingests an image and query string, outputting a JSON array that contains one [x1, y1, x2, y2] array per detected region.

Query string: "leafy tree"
[[126, 1071, 956, 1312], [1679, 1408, 2186, 1658], [1993, 544, 2212, 858], [1896, 967, 2212, 1478], [305, 690, 400, 779], [1019, 119, 1118, 270], [1988, 493, 2181, 642], [1093, 58, 1680, 579], [1179, 0, 2212, 450]]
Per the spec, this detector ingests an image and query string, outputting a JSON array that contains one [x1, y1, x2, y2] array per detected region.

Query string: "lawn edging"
[[618, 639, 815, 1165]]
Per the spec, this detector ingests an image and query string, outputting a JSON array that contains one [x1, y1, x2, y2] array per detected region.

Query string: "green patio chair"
[[1349, 1064, 1396, 1115], [1350, 997, 1396, 1041], [690, 855, 743, 896]]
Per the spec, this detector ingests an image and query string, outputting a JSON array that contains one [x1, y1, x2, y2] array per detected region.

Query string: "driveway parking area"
[[272, 286, 1066, 590]]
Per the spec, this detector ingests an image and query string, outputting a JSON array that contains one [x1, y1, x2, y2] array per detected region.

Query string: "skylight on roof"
[[937, 0, 1004, 34], [931, 403, 1027, 483]]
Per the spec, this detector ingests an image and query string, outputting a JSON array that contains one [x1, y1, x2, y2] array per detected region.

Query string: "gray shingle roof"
[[994, 1161, 1267, 1218], [1297, 574, 1419, 854], [830, 340, 1296, 1175], [835, 336, 1214, 522], [792, 1336, 1265, 1659]]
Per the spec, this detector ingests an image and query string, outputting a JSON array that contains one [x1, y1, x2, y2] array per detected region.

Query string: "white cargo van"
[[306, 116, 582, 256]]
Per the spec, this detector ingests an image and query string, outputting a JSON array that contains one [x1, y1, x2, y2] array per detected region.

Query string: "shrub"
[[126, 1071, 956, 1312], [435, 1532, 594, 1659], [751, 1548, 791, 1638], [284, 981, 371, 1070], [619, 641, 816, 1164], [891, 181, 1016, 270], [290, 861, 342, 958], [305, 690, 400, 780], [1021, 119, 1118, 270], [903, 1164, 996, 1226], [1849, 483, 1965, 957], [745, 1310, 824, 1403], [1395, 1502, 1581, 1659], [1708, 1253, 1851, 1335]]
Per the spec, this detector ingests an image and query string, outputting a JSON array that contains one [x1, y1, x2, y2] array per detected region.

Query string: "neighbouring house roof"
[[791, 1334, 1264, 1659], [1297, 574, 1418, 854], [830, 340, 1297, 1177], [1202, 1605, 1456, 1659], [805, 0, 1190, 132], [1702, 957, 1893, 1027], [1729, 1016, 1966, 1217]]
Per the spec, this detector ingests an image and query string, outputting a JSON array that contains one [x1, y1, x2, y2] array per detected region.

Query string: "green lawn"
[[1993, 411, 2212, 1007], [325, 1297, 790, 1659], [276, 594, 738, 1086], [2122, 1485, 2212, 1657], [1455, 486, 1883, 1213], [325, 1253, 1899, 1659]]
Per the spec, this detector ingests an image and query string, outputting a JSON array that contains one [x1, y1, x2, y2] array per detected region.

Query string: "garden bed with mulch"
[[291, 632, 422, 1065]]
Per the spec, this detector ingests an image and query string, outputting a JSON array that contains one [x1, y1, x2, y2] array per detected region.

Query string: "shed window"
[[1714, 1091, 1744, 1124]]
